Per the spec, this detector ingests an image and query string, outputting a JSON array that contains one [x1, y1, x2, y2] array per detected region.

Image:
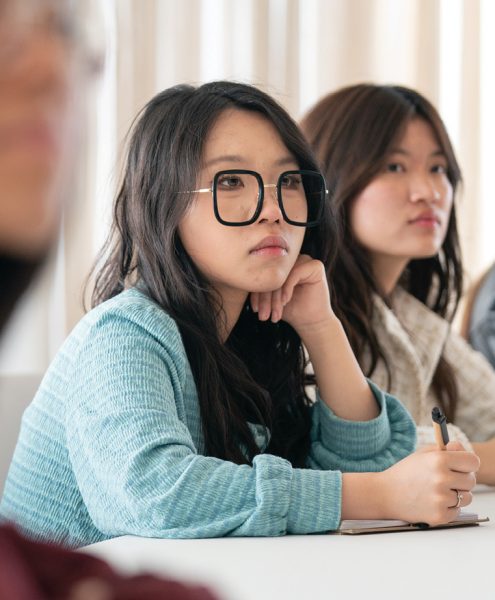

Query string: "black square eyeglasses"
[[185, 169, 328, 227]]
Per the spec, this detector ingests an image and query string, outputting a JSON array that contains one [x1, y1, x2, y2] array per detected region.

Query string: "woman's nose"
[[258, 183, 282, 223], [409, 173, 439, 204]]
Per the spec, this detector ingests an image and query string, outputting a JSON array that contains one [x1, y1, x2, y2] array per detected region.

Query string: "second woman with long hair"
[[301, 83, 495, 485]]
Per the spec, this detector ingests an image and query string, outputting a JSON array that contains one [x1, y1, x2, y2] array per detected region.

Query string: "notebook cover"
[[335, 516, 489, 535]]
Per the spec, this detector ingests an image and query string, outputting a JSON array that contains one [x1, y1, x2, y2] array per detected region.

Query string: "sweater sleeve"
[[64, 309, 344, 538], [307, 380, 417, 473], [469, 312, 495, 369], [469, 265, 495, 369]]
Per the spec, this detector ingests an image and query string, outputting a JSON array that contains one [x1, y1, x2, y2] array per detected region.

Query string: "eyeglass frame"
[[186, 169, 328, 227]]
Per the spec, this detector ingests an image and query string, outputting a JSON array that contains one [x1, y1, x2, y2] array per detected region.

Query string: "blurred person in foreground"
[[0, 1, 217, 598], [0, 0, 81, 331]]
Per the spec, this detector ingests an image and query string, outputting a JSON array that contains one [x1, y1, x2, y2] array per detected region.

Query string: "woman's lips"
[[409, 212, 441, 228], [250, 246, 288, 256], [249, 236, 289, 256]]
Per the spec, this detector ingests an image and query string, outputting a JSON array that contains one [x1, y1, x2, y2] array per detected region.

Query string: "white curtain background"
[[1, 0, 494, 375]]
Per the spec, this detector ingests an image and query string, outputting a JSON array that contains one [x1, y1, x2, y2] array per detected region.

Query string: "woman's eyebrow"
[[204, 155, 244, 168], [275, 156, 299, 167], [203, 155, 298, 168], [388, 147, 446, 158], [430, 149, 447, 158]]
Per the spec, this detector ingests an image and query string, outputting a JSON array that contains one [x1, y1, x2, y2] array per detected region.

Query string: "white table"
[[84, 486, 495, 600]]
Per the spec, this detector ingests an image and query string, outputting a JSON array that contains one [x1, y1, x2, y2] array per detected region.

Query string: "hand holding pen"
[[432, 407, 464, 509], [374, 407, 480, 525]]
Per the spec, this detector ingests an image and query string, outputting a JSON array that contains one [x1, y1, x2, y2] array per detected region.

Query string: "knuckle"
[[430, 453, 445, 470], [431, 473, 447, 491]]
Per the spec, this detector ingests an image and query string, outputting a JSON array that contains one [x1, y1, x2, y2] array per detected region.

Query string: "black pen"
[[431, 406, 449, 450]]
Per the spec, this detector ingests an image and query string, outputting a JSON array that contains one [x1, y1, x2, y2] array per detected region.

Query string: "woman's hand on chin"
[[249, 254, 335, 334]]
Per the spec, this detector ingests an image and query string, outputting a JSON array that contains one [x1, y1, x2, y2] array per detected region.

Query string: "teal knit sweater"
[[0, 289, 416, 548]]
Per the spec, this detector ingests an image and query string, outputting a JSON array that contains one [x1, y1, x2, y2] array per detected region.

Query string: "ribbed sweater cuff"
[[316, 379, 392, 459], [287, 468, 342, 534]]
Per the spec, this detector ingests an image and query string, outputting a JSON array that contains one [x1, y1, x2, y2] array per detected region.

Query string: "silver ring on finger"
[[453, 489, 463, 509]]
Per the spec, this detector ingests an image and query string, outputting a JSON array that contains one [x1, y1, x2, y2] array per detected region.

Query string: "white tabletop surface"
[[83, 486, 495, 600]]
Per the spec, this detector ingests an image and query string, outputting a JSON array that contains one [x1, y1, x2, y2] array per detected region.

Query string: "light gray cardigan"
[[363, 287, 495, 447]]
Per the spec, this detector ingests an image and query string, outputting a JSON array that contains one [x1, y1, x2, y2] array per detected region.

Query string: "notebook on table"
[[336, 510, 489, 535]]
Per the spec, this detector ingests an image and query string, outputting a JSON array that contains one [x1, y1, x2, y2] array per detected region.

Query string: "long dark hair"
[[301, 83, 463, 421], [89, 81, 335, 466]]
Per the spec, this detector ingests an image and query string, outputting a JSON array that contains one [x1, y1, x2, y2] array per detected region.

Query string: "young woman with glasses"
[[1, 81, 479, 548], [301, 83, 495, 485]]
